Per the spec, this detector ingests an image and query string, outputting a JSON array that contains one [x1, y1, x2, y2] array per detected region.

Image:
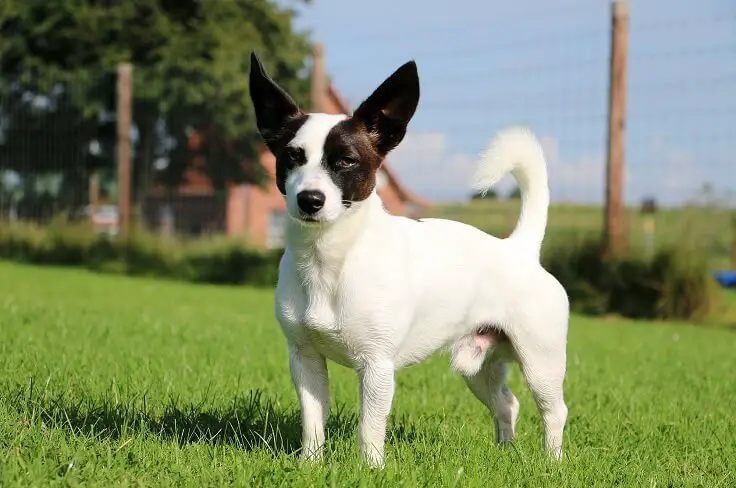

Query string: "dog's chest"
[[301, 292, 358, 367], [278, 262, 358, 367]]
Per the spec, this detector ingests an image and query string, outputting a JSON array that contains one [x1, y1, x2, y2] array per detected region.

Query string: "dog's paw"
[[298, 447, 324, 465], [547, 446, 564, 462], [361, 451, 385, 470]]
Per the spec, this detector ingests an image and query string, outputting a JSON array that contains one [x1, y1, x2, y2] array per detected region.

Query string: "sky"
[[285, 0, 735, 206]]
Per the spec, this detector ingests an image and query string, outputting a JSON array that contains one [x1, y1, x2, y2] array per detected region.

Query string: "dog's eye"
[[284, 148, 298, 161], [335, 157, 358, 170], [281, 147, 303, 168]]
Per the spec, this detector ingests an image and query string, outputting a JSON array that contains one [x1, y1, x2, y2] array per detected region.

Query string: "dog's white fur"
[[276, 125, 569, 467]]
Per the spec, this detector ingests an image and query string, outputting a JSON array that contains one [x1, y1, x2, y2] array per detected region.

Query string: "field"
[[428, 200, 736, 269], [1, 261, 735, 487]]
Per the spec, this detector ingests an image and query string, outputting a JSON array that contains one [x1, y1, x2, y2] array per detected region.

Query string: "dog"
[[248, 52, 569, 468]]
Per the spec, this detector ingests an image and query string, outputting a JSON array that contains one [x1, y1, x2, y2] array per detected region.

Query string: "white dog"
[[248, 53, 569, 468]]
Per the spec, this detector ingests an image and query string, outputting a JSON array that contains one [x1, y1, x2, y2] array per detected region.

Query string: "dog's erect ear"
[[249, 51, 303, 148], [353, 61, 420, 156]]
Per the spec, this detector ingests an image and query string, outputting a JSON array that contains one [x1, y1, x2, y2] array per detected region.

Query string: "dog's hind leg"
[[462, 360, 519, 445], [515, 334, 568, 460]]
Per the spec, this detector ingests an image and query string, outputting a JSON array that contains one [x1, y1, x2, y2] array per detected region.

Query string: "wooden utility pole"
[[604, 0, 629, 255], [311, 43, 327, 112], [116, 62, 133, 239]]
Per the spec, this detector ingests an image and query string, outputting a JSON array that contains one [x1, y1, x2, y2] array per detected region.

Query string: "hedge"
[[542, 237, 718, 321], [0, 218, 281, 287]]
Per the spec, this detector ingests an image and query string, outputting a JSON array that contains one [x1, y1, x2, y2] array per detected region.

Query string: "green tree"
[[0, 0, 312, 213]]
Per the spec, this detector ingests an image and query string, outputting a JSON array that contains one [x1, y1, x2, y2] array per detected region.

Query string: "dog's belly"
[[305, 328, 355, 368]]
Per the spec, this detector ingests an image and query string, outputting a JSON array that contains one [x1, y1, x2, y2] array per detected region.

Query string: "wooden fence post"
[[116, 62, 133, 239], [88, 172, 99, 213], [604, 0, 629, 255]]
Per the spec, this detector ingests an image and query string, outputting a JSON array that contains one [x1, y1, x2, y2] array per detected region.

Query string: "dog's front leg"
[[357, 359, 395, 468], [289, 344, 330, 462]]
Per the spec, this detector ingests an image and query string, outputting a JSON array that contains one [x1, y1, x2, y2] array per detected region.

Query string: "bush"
[[649, 247, 718, 321], [543, 238, 718, 321], [0, 218, 280, 287], [178, 237, 281, 286]]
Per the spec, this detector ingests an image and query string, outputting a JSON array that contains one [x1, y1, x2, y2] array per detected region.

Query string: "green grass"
[[429, 200, 736, 269], [1, 261, 735, 487]]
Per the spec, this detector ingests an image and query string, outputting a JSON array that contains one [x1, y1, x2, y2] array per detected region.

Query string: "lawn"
[[1, 261, 735, 487]]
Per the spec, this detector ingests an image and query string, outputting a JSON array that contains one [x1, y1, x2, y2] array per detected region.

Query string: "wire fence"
[[0, 0, 734, 263], [0, 71, 116, 224], [323, 0, 736, 266]]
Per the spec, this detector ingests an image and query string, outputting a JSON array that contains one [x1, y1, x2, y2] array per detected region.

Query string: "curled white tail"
[[471, 126, 550, 259]]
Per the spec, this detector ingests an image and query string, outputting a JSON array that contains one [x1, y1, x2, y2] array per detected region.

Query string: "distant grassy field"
[[428, 199, 735, 269], [1, 261, 735, 486]]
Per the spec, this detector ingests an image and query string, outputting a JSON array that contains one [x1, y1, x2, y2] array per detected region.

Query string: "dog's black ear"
[[353, 61, 420, 156], [249, 51, 303, 148]]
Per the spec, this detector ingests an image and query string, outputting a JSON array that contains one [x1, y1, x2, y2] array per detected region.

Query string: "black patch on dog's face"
[[316, 61, 421, 204], [272, 123, 308, 195], [320, 118, 384, 203]]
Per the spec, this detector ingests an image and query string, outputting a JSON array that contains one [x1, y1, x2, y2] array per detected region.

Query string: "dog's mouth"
[[289, 213, 329, 226]]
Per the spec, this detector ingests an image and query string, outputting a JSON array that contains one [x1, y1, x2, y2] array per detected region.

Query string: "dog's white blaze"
[[290, 113, 346, 165], [285, 113, 347, 221]]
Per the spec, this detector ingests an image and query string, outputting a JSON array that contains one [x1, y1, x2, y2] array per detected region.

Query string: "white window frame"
[[266, 210, 287, 249]]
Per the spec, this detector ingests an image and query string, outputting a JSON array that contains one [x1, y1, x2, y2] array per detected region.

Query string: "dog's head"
[[248, 52, 419, 225]]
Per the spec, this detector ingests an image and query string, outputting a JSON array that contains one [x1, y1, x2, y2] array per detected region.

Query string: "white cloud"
[[388, 132, 477, 202], [389, 132, 718, 206], [537, 136, 606, 204], [389, 132, 607, 203]]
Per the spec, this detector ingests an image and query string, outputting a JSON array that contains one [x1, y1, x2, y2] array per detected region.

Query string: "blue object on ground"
[[712, 270, 736, 288]]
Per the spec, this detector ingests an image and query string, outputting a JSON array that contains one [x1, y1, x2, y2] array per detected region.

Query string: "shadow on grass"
[[6, 380, 421, 456]]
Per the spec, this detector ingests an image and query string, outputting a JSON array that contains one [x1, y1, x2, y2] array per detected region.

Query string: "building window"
[[267, 210, 287, 249]]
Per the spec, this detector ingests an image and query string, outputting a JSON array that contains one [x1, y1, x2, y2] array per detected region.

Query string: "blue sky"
[[286, 0, 735, 205]]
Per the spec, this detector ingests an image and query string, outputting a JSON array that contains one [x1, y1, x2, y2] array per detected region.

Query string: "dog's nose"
[[296, 190, 326, 215]]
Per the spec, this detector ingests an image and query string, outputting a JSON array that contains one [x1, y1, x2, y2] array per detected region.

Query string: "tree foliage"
[[0, 0, 313, 213]]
